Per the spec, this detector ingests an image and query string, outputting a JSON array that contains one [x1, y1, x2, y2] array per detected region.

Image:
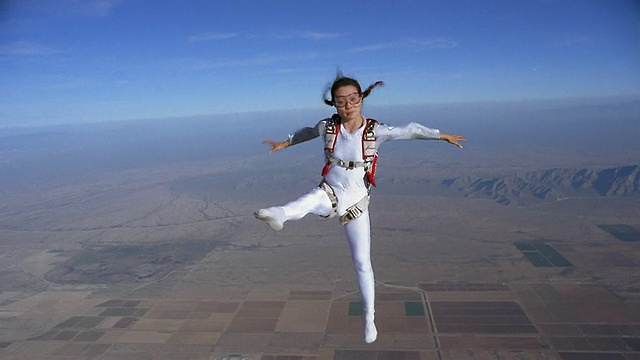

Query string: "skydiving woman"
[[255, 74, 467, 343]]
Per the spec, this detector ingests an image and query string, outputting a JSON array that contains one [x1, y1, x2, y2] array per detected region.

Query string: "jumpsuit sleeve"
[[375, 122, 440, 144], [287, 120, 327, 146]]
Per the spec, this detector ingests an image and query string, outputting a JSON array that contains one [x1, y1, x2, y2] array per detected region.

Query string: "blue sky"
[[1, 0, 639, 127]]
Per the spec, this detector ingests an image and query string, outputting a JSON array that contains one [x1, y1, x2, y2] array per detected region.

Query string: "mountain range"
[[441, 165, 640, 205]]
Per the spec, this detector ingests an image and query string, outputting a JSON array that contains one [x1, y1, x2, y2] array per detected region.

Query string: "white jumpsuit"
[[262, 116, 440, 343]]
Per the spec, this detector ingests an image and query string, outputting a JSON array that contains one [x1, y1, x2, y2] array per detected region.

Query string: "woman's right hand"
[[263, 140, 289, 154]]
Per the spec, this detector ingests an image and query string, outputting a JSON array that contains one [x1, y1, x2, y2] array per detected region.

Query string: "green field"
[[515, 242, 573, 267], [598, 224, 640, 242]]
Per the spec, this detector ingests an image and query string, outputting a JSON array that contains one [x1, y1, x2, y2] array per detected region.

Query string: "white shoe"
[[364, 313, 377, 343], [254, 207, 285, 231]]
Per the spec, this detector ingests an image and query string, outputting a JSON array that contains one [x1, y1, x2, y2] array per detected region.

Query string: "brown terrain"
[[0, 109, 639, 359]]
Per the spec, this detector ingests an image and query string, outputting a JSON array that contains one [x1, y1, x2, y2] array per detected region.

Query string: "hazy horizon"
[[1, 94, 639, 130], [2, 97, 639, 195]]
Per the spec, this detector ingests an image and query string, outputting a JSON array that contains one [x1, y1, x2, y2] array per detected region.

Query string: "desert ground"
[[1, 106, 639, 359]]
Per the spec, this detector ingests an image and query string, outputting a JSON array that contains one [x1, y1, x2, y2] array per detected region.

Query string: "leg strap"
[[318, 180, 338, 219], [340, 195, 370, 225]]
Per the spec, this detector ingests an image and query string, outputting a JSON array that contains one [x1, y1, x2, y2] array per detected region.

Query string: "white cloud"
[[13, 0, 123, 18], [0, 41, 62, 56], [299, 31, 342, 40], [555, 34, 593, 46], [246, 31, 342, 40], [49, 78, 94, 90], [195, 51, 320, 70], [187, 32, 239, 43], [75, 0, 121, 17], [349, 38, 458, 53], [186, 31, 341, 45], [349, 43, 389, 53], [158, 51, 320, 71]]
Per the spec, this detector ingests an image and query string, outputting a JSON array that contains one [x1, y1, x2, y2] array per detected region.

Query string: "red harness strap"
[[321, 116, 340, 176], [322, 116, 379, 188]]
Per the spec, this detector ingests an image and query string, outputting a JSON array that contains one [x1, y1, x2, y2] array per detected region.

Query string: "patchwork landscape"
[[1, 103, 639, 359]]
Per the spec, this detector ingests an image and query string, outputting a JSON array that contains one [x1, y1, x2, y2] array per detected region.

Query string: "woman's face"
[[334, 85, 363, 123]]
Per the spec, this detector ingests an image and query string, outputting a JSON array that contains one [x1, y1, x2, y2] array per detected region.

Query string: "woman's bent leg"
[[343, 210, 377, 343], [256, 188, 332, 230], [282, 187, 333, 220]]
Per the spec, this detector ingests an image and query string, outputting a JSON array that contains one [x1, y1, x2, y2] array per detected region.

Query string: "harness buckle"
[[347, 161, 355, 169], [348, 206, 362, 218], [340, 205, 362, 225], [339, 195, 370, 225]]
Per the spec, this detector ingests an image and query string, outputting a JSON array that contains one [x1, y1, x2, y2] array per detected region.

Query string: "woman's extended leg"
[[343, 210, 377, 343], [255, 188, 332, 230]]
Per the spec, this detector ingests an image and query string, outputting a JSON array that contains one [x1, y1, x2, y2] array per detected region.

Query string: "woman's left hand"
[[263, 140, 289, 153], [440, 133, 467, 149]]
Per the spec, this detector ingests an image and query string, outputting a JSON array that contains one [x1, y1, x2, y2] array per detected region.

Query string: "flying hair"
[[362, 80, 384, 99], [323, 73, 384, 106]]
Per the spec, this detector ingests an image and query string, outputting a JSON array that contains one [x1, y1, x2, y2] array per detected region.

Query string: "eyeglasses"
[[333, 92, 362, 108]]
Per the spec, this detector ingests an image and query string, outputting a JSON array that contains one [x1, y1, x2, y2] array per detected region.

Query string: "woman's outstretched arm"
[[376, 122, 467, 148], [262, 120, 326, 154]]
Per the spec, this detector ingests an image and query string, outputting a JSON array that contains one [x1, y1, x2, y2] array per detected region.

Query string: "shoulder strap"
[[362, 118, 379, 188], [362, 118, 378, 161], [322, 115, 340, 176], [324, 114, 341, 153]]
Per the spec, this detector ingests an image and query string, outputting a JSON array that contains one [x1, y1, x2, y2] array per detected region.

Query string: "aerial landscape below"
[[1, 100, 639, 359], [2, 0, 639, 358]]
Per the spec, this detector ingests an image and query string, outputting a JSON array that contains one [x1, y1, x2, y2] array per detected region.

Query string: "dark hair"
[[323, 74, 384, 106]]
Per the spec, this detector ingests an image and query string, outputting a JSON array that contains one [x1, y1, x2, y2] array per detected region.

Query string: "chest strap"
[[326, 154, 369, 170]]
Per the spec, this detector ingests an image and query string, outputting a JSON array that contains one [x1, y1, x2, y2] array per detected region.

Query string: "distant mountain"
[[442, 165, 640, 205]]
